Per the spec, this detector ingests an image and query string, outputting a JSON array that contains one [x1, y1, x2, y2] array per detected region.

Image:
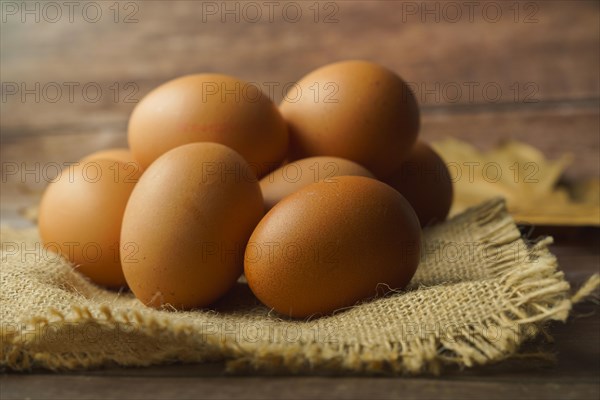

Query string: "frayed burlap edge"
[[1, 199, 599, 375]]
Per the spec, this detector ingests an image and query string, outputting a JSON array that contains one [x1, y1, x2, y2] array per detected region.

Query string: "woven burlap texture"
[[1, 198, 596, 374]]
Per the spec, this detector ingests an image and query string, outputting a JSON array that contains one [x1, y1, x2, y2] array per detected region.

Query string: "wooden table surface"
[[1, 1, 599, 399]]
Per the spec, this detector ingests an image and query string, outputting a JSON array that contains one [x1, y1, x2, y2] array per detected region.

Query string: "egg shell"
[[38, 159, 141, 288], [280, 60, 420, 177], [128, 74, 288, 177], [80, 148, 137, 165], [384, 141, 453, 227], [121, 142, 264, 310], [245, 175, 421, 318], [259, 156, 374, 210]]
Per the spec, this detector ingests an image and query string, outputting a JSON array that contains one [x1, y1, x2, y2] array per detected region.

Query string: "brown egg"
[[128, 74, 288, 176], [121, 143, 264, 310], [38, 160, 141, 288], [80, 148, 137, 165], [280, 60, 420, 177], [384, 141, 453, 227], [245, 176, 421, 318], [80, 148, 143, 178], [259, 156, 374, 210]]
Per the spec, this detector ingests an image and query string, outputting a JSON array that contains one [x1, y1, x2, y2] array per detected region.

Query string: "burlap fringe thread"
[[1, 198, 598, 375]]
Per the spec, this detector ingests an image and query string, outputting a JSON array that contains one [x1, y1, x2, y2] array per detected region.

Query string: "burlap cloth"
[[1, 198, 598, 374]]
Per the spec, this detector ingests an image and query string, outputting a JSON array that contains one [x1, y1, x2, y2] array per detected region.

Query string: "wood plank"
[[1, 1, 598, 136], [2, 372, 598, 400], [421, 103, 600, 181]]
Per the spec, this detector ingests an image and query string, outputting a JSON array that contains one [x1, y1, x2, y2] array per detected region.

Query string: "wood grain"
[[1, 373, 598, 400], [1, 1, 598, 136]]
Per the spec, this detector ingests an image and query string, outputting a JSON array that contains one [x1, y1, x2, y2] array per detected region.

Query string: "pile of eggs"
[[39, 60, 453, 318]]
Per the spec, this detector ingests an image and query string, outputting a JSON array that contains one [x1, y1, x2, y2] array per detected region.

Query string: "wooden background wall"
[[1, 0, 599, 221]]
